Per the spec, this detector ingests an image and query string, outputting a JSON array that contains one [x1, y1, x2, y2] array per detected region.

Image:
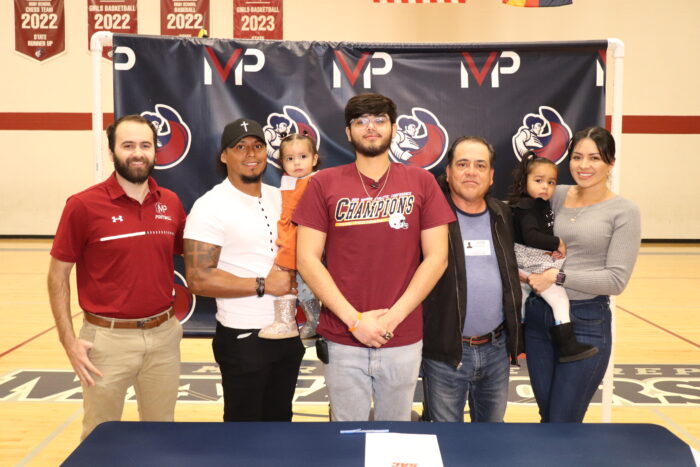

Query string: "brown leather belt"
[[84, 308, 174, 330], [462, 322, 505, 346]]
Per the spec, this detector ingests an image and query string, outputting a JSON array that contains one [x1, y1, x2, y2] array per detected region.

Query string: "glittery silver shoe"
[[259, 296, 299, 339], [299, 299, 321, 339]]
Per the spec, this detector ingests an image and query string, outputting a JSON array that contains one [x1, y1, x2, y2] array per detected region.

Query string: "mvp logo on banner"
[[203, 46, 265, 85], [460, 51, 520, 88], [332, 51, 392, 88]]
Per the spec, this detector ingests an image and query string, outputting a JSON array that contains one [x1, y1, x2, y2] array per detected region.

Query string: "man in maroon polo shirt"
[[48, 114, 186, 440]]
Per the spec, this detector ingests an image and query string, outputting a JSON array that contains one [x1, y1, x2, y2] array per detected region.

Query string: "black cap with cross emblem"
[[220, 118, 266, 153]]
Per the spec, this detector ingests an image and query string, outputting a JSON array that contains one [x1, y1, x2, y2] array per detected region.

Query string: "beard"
[[113, 154, 155, 184], [350, 132, 392, 158], [240, 173, 263, 184]]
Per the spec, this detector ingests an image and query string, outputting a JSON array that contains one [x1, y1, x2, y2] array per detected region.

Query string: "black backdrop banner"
[[112, 35, 607, 334]]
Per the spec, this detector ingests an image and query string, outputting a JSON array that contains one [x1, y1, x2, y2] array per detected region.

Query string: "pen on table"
[[339, 428, 390, 434]]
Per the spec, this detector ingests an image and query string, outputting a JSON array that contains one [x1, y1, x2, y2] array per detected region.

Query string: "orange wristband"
[[348, 312, 362, 332]]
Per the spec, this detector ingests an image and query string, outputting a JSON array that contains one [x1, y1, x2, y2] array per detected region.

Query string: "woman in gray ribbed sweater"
[[524, 126, 641, 422]]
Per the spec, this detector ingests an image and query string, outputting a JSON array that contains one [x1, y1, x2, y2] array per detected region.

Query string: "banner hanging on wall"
[[112, 35, 606, 334], [161, 0, 210, 37], [233, 0, 283, 40], [88, 0, 137, 60], [14, 0, 65, 62]]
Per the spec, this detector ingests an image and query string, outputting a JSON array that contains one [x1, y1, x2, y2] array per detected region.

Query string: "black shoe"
[[550, 322, 599, 363]]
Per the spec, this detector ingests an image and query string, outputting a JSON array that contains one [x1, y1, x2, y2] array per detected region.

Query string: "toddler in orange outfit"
[[259, 134, 322, 339]]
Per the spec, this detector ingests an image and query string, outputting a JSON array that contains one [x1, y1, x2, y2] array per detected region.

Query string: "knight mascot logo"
[[388, 108, 449, 170], [512, 106, 572, 164], [141, 104, 192, 169], [263, 106, 321, 168]]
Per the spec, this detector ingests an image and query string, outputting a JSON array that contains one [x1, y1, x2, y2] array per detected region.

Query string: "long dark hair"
[[567, 126, 616, 164], [508, 150, 557, 204]]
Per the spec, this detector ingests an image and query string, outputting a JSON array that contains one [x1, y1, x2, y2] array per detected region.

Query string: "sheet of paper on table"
[[365, 432, 444, 467]]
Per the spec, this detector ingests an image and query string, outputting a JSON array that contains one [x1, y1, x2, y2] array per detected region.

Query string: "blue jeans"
[[324, 340, 422, 421], [524, 294, 612, 422], [421, 332, 509, 422]]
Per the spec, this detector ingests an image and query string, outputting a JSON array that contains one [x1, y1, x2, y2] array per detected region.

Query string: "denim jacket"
[[422, 178, 523, 368]]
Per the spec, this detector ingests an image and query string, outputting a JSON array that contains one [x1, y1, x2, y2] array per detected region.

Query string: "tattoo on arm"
[[184, 239, 222, 281]]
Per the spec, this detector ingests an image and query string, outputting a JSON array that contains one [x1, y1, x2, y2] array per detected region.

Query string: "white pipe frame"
[[601, 38, 625, 424], [90, 31, 113, 183]]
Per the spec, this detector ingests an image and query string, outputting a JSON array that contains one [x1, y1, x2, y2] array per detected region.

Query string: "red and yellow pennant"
[[502, 0, 572, 6], [373, 0, 467, 4]]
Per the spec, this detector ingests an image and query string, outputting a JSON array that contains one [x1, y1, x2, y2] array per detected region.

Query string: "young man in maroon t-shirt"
[[294, 93, 455, 421], [48, 115, 186, 439]]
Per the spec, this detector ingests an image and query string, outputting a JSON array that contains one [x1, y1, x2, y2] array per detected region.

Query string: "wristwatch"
[[555, 271, 566, 286], [255, 277, 265, 297]]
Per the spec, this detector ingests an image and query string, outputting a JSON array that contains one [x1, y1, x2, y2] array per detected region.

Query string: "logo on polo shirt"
[[112, 215, 123, 223], [155, 202, 172, 221]]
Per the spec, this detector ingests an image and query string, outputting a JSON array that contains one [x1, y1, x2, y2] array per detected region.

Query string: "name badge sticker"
[[463, 239, 491, 256]]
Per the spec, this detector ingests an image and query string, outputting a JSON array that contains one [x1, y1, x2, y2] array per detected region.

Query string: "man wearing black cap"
[[183, 118, 304, 422]]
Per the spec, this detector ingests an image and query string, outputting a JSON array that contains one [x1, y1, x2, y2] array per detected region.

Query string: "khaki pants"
[[78, 316, 182, 440]]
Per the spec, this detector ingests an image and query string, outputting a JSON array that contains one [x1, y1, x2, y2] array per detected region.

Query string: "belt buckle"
[[136, 319, 146, 329], [468, 333, 491, 346]]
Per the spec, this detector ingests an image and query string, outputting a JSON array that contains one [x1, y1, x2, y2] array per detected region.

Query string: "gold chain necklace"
[[356, 162, 391, 200], [569, 206, 587, 223]]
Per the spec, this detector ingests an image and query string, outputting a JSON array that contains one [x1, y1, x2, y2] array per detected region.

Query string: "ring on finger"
[[382, 331, 393, 340]]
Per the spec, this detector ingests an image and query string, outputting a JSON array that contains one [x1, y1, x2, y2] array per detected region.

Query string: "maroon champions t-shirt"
[[293, 163, 455, 347]]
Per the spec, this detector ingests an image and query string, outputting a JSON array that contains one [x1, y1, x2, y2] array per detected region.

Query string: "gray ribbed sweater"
[[551, 185, 641, 300]]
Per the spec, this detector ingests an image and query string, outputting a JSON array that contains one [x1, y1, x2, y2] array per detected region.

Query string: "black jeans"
[[212, 323, 305, 421]]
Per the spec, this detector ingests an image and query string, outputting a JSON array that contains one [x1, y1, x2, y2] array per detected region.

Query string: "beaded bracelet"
[[255, 277, 265, 297], [348, 312, 362, 332]]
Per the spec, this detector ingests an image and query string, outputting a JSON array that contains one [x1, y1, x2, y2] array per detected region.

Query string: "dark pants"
[[524, 294, 612, 422], [212, 323, 305, 422]]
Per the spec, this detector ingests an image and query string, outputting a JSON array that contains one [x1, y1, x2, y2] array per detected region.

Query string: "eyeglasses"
[[350, 115, 389, 128]]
